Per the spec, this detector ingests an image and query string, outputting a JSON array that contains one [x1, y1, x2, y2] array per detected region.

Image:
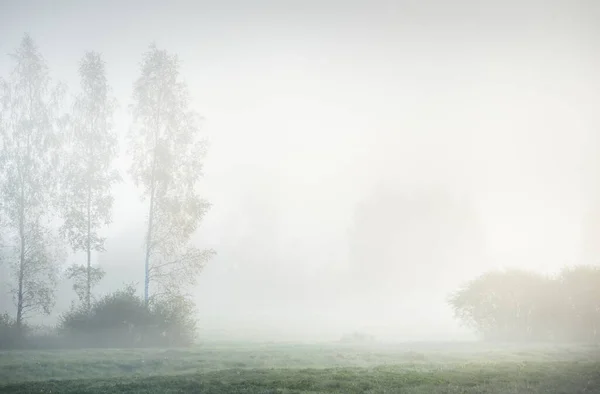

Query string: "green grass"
[[1, 342, 599, 393]]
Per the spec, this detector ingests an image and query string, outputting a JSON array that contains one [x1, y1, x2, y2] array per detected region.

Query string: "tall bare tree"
[[0, 35, 65, 330], [59, 52, 120, 312], [128, 44, 214, 305]]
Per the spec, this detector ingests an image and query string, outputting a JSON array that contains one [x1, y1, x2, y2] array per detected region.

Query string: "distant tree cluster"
[[0, 34, 213, 348], [448, 266, 600, 343]]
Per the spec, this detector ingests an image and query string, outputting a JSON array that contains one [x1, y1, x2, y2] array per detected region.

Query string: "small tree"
[[128, 44, 215, 305], [0, 34, 65, 330], [59, 52, 119, 312]]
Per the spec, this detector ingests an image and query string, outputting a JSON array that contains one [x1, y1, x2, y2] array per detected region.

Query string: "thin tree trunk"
[[16, 185, 25, 332], [144, 141, 158, 306], [86, 184, 92, 313], [144, 183, 155, 306], [144, 102, 160, 307]]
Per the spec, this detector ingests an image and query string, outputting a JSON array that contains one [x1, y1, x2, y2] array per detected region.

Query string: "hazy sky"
[[1, 0, 600, 340]]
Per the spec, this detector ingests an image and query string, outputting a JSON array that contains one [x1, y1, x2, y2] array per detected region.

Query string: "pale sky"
[[1, 0, 600, 340]]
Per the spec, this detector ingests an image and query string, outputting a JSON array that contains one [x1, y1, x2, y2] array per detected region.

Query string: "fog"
[[1, 0, 600, 342]]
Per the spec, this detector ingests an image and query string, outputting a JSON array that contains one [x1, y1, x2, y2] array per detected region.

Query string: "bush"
[[59, 285, 197, 348], [0, 313, 22, 349], [449, 265, 600, 343], [148, 294, 197, 346], [557, 266, 600, 342]]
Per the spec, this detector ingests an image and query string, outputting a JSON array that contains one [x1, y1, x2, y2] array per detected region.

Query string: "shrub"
[[0, 313, 22, 349], [59, 285, 197, 348], [449, 265, 600, 343], [147, 294, 197, 346], [557, 266, 600, 342]]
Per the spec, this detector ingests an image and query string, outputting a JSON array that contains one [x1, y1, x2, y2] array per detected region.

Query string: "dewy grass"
[[1, 342, 599, 393], [1, 363, 599, 394]]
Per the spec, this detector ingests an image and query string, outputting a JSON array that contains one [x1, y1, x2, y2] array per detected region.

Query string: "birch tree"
[[128, 44, 214, 305], [59, 52, 119, 312], [0, 35, 65, 330]]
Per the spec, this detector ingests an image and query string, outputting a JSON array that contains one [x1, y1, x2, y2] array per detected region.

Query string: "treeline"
[[448, 265, 600, 342], [0, 34, 213, 348]]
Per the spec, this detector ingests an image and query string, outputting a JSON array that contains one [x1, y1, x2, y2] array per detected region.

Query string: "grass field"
[[1, 341, 599, 393]]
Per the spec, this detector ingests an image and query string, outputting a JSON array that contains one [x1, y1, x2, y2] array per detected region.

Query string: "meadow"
[[1, 341, 599, 393]]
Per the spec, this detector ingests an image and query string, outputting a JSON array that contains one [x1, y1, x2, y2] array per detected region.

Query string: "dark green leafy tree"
[[59, 52, 120, 312], [0, 35, 66, 330], [128, 44, 215, 305]]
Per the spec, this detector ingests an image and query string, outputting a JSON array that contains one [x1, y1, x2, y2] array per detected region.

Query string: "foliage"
[[59, 285, 197, 347], [147, 293, 197, 345], [59, 51, 119, 311], [0, 36, 213, 349], [0, 34, 65, 329], [128, 44, 214, 304], [449, 265, 600, 342], [0, 313, 22, 349], [64, 264, 106, 309], [556, 266, 600, 341]]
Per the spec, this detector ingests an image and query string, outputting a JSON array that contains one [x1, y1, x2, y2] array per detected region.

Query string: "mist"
[[1, 0, 600, 344]]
